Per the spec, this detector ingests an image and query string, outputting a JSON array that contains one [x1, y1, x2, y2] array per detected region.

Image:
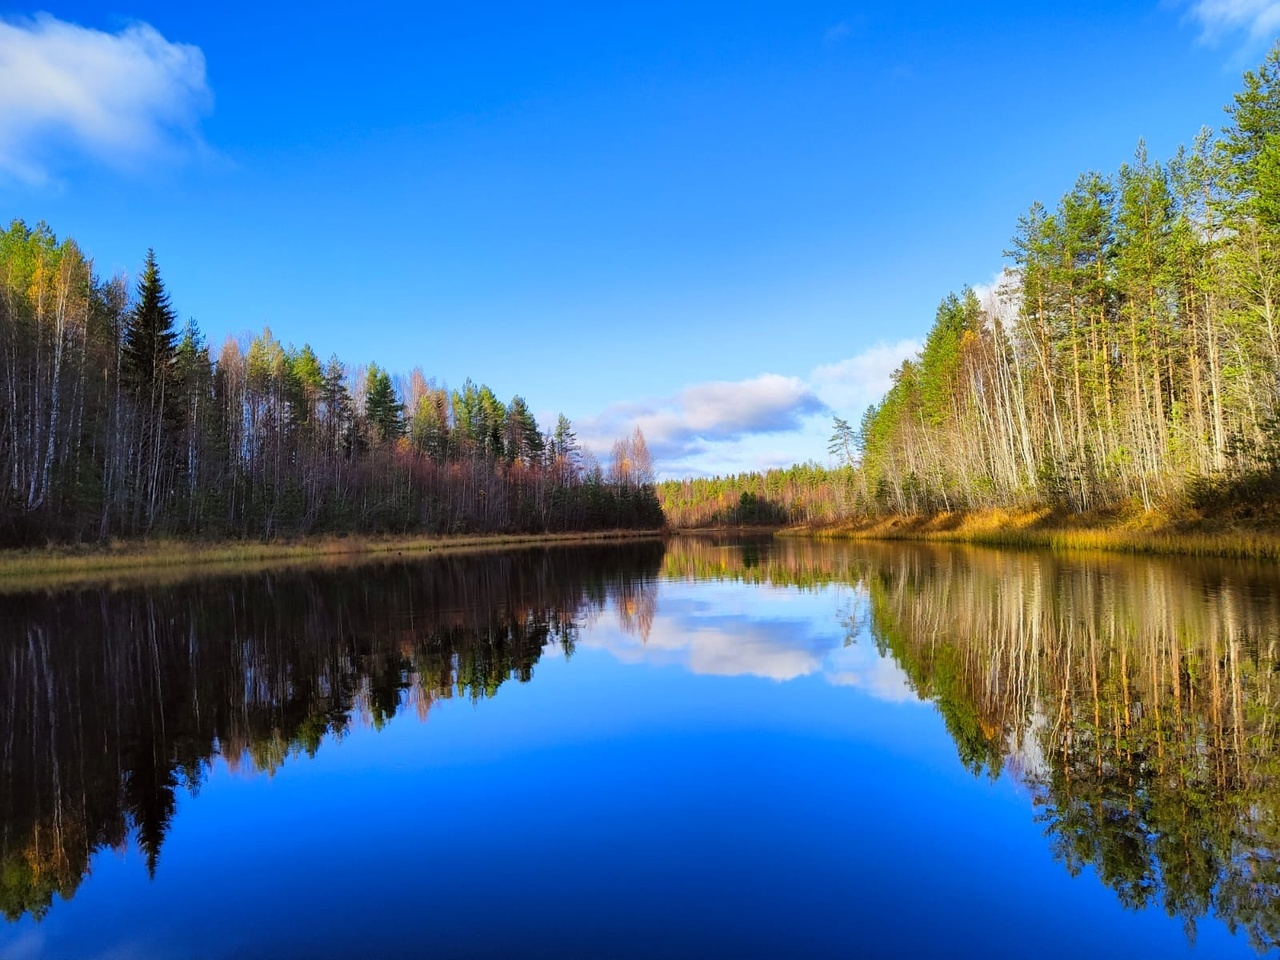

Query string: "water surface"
[[2, 536, 1279, 957]]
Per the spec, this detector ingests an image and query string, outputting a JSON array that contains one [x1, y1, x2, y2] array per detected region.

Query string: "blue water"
[[0, 540, 1269, 958]]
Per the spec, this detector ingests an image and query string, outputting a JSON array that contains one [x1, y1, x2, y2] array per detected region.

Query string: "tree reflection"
[[0, 543, 662, 921], [662, 537, 1280, 953], [10, 535, 1280, 950]]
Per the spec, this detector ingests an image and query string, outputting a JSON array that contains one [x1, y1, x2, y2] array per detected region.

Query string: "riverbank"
[[0, 529, 665, 591], [780, 508, 1280, 560]]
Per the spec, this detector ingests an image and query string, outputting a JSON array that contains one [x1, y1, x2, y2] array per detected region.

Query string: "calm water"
[[3, 536, 1280, 958]]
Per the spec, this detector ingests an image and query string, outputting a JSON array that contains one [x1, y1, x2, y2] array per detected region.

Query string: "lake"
[[2, 535, 1278, 958]]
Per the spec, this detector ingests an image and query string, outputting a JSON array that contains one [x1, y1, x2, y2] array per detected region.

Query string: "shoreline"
[[0, 529, 665, 591], [773, 509, 1280, 561], [9, 509, 1280, 591]]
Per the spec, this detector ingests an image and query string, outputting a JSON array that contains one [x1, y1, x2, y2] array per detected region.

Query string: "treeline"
[[657, 465, 858, 528], [0, 231, 661, 545], [663, 45, 1280, 527]]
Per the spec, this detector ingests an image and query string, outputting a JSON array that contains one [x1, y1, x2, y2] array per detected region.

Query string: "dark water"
[[3, 536, 1280, 958]]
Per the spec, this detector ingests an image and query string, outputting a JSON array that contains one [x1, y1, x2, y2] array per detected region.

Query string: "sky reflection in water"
[[0, 538, 1273, 958]]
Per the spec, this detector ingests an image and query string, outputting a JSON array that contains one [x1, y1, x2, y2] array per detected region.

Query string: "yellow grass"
[[783, 508, 1280, 561], [0, 529, 664, 593]]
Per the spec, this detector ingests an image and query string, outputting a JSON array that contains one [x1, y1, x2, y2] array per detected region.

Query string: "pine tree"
[[828, 416, 857, 466], [552, 414, 579, 464]]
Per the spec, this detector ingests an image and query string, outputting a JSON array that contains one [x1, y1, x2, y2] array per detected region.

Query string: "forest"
[[660, 44, 1280, 529], [0, 235, 663, 545]]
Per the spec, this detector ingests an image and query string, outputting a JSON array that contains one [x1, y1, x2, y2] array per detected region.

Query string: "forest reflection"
[[668, 535, 1280, 952], [0, 543, 663, 922], [7, 537, 1280, 952]]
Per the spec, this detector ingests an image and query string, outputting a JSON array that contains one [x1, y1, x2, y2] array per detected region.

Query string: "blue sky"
[[1, 1, 1277, 475]]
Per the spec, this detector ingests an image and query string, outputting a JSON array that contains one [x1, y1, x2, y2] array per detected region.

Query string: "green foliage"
[[551, 413, 579, 465], [827, 416, 857, 466], [364, 362, 404, 444], [917, 290, 981, 427], [123, 249, 177, 397]]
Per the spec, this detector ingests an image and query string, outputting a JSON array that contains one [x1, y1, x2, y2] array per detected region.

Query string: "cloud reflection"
[[583, 585, 918, 702]]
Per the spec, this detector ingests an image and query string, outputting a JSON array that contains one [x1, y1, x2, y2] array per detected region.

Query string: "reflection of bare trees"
[[664, 535, 1280, 950], [614, 576, 658, 643], [0, 543, 662, 922], [862, 545, 1280, 952]]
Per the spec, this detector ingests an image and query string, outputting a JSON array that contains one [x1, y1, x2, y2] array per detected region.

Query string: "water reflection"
[[5, 535, 1280, 954], [0, 543, 663, 921], [667, 536, 1280, 953]]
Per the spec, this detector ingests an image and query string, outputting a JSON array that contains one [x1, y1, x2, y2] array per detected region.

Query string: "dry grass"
[[783, 508, 1280, 561], [0, 529, 664, 593]]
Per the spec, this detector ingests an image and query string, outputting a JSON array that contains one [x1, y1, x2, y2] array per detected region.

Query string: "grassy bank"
[[0, 529, 665, 592], [778, 508, 1280, 561]]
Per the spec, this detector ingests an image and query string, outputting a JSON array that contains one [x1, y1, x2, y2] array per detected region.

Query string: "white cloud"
[[575, 339, 932, 476], [810, 339, 920, 415], [1185, 0, 1280, 40], [0, 14, 211, 183], [578, 373, 827, 470]]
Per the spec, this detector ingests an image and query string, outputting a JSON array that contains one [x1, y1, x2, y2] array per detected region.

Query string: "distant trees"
[[0, 232, 662, 544], [657, 464, 856, 528]]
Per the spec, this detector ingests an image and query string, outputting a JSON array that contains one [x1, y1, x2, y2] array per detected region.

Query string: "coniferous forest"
[[0, 233, 662, 546], [660, 45, 1280, 530]]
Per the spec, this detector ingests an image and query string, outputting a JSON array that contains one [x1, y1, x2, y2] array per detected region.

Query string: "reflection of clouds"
[[581, 584, 918, 702], [824, 641, 916, 704], [596, 614, 825, 681], [1006, 708, 1049, 783]]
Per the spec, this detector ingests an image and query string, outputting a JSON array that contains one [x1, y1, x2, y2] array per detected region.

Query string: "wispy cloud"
[[1185, 0, 1280, 41], [576, 338, 926, 476], [578, 373, 827, 468], [0, 14, 211, 183], [810, 339, 920, 415], [582, 587, 920, 703]]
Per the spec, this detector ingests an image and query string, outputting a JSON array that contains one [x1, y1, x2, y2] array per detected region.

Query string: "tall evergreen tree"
[[364, 363, 404, 444], [504, 395, 543, 465], [123, 249, 177, 396], [552, 414, 579, 465]]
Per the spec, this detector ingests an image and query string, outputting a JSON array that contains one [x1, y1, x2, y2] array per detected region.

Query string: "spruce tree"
[[364, 363, 404, 443], [123, 249, 177, 397], [505, 395, 543, 464]]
